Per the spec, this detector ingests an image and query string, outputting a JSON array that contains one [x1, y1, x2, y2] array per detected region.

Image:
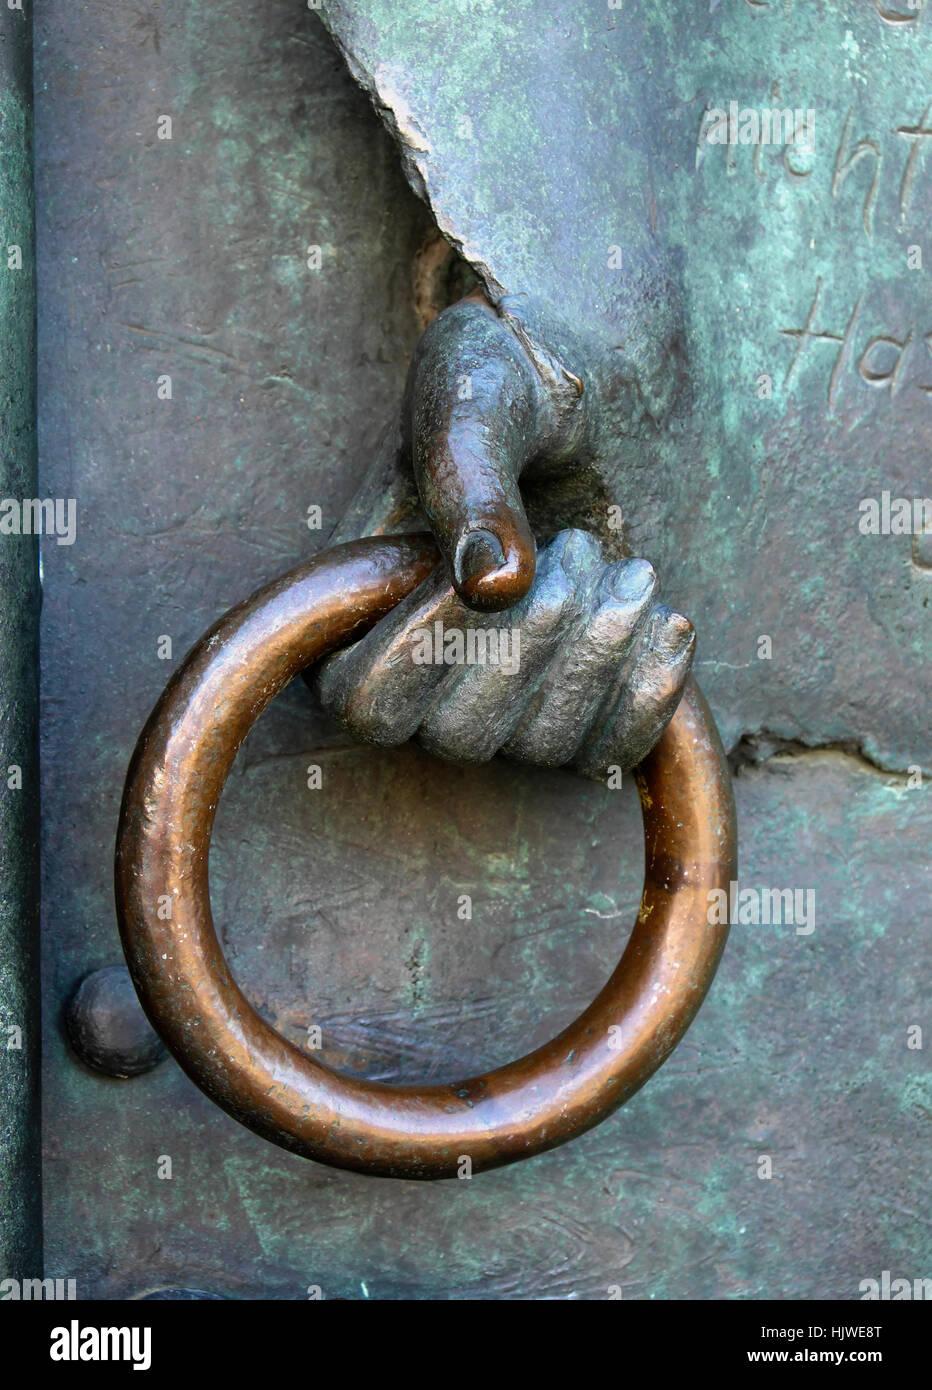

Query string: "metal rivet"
[[66, 964, 166, 1078]]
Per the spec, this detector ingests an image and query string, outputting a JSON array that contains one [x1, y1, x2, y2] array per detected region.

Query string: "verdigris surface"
[[34, 0, 930, 1298], [321, 0, 931, 772], [0, 3, 40, 1281]]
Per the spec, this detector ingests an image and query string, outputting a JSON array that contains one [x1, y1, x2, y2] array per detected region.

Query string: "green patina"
[[0, 5, 40, 1280], [2, 0, 926, 1298]]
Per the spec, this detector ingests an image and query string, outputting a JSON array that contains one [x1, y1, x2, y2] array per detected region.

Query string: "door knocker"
[[116, 530, 737, 1179]]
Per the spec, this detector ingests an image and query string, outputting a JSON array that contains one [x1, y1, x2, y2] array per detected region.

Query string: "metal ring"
[[116, 535, 737, 1180]]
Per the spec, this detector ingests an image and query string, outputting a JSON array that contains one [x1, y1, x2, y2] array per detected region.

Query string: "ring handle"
[[115, 535, 736, 1179]]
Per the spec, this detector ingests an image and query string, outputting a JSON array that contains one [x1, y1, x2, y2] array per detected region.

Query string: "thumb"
[[405, 296, 544, 612]]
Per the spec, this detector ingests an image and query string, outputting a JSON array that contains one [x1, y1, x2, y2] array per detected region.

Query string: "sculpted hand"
[[320, 285, 692, 773], [396, 290, 587, 612], [314, 529, 694, 780]]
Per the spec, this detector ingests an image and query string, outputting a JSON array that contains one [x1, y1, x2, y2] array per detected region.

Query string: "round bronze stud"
[[116, 535, 737, 1179]]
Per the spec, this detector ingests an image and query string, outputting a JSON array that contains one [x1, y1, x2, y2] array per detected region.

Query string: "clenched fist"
[[314, 529, 694, 780]]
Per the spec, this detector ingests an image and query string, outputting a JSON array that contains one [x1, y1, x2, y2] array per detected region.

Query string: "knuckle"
[[419, 693, 500, 763]]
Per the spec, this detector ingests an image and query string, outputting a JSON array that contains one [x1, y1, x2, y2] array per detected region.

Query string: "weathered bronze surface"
[[317, 528, 696, 777], [0, 4, 41, 1280], [66, 965, 166, 1080], [321, 0, 932, 770], [115, 536, 735, 1179], [31, 0, 929, 1298]]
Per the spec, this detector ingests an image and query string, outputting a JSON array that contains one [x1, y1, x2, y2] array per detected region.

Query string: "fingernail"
[[652, 605, 695, 656], [454, 528, 506, 591], [609, 558, 657, 605]]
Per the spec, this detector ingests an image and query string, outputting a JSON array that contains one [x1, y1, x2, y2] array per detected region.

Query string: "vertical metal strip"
[[0, 2, 41, 1279]]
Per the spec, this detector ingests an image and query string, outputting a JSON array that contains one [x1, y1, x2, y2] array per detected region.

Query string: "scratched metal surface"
[[35, 1, 930, 1298], [321, 0, 932, 771], [0, 3, 40, 1282]]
